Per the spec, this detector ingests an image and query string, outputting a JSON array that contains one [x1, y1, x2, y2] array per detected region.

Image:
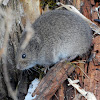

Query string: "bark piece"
[[58, 83, 65, 100], [84, 36, 100, 100], [32, 62, 76, 100]]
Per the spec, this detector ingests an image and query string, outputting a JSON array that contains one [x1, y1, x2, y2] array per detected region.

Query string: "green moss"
[[40, 0, 56, 9]]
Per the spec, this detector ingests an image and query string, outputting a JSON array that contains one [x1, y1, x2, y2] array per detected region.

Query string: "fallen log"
[[32, 61, 76, 100]]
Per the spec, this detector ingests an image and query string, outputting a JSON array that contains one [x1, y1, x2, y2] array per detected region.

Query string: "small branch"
[[21, 20, 34, 50], [58, 83, 65, 100], [1, 8, 18, 100], [32, 61, 76, 100], [3, 64, 18, 100]]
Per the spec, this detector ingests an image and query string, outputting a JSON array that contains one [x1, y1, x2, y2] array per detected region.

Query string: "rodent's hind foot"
[[44, 66, 50, 74]]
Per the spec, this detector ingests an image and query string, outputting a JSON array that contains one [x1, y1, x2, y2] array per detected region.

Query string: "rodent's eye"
[[22, 54, 26, 59]]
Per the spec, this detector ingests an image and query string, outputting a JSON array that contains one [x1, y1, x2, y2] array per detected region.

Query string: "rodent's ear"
[[32, 33, 42, 44], [30, 35, 42, 51], [32, 35, 43, 51]]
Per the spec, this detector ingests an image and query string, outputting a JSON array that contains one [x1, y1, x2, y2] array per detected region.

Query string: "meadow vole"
[[17, 10, 92, 70]]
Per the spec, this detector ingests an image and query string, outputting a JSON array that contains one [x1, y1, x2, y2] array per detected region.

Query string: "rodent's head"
[[16, 46, 37, 70], [16, 31, 38, 70]]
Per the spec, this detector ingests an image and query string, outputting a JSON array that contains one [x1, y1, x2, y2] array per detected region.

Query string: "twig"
[[1, 8, 18, 100], [68, 78, 97, 100], [21, 20, 34, 50], [77, 66, 90, 79]]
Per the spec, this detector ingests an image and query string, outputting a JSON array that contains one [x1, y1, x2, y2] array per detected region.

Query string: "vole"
[[16, 9, 92, 70]]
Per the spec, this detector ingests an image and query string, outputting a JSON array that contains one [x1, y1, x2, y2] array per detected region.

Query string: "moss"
[[40, 0, 56, 10]]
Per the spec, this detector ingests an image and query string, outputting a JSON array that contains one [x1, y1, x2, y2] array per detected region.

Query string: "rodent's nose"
[[16, 64, 20, 69], [16, 64, 23, 70]]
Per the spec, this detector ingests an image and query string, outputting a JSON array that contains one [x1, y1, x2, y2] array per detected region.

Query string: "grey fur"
[[17, 10, 92, 70]]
